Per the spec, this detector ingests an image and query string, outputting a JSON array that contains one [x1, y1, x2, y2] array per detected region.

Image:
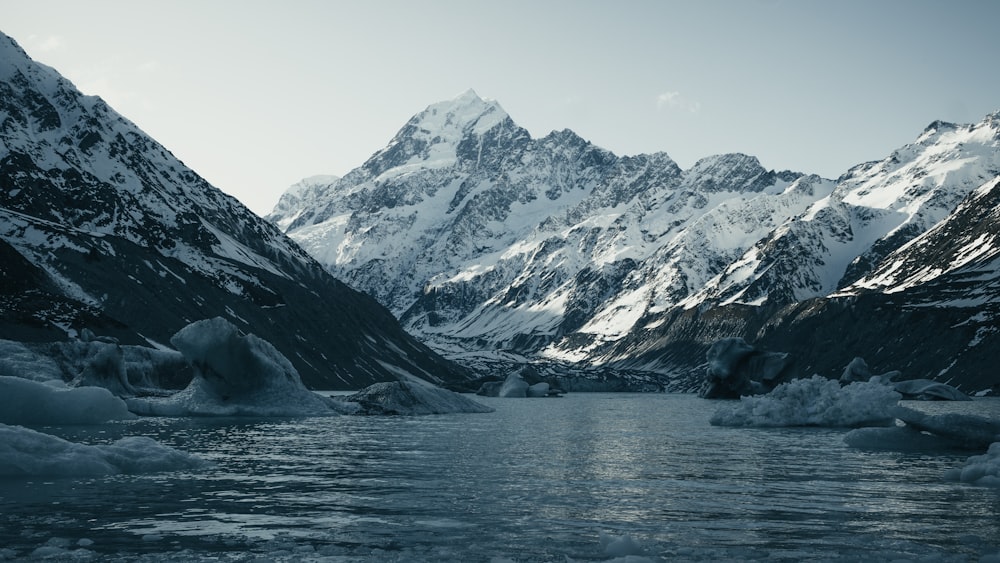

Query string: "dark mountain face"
[[0, 32, 470, 390]]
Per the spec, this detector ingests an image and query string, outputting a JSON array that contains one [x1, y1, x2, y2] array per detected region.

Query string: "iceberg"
[[839, 356, 900, 384], [125, 318, 490, 418], [498, 373, 530, 398], [893, 379, 971, 401], [891, 406, 1000, 450], [0, 376, 136, 425], [701, 338, 794, 399], [944, 442, 1000, 487], [0, 339, 63, 382], [710, 375, 900, 427], [527, 382, 550, 397], [126, 317, 341, 417], [0, 423, 207, 477], [341, 381, 493, 415]]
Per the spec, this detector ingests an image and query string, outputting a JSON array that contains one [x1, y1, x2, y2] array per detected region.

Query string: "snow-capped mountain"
[[0, 32, 469, 389], [272, 89, 999, 391], [268, 90, 813, 372]]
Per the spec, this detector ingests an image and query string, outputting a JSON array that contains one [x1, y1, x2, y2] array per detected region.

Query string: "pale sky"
[[2, 0, 998, 216]]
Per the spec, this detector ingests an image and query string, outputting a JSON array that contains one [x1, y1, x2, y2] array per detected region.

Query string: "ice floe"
[[0, 423, 207, 477], [710, 375, 900, 427]]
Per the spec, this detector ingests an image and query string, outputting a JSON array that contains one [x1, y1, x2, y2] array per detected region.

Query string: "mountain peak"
[[411, 89, 510, 137]]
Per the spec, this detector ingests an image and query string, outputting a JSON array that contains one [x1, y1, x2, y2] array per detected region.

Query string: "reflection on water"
[[1, 395, 999, 561]]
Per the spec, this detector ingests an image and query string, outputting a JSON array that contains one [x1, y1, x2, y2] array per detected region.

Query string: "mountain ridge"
[[0, 32, 470, 390], [270, 89, 999, 392]]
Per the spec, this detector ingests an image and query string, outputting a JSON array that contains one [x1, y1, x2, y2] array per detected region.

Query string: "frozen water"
[[894, 378, 971, 401], [945, 442, 1000, 487], [340, 381, 493, 415], [0, 423, 207, 477], [710, 375, 900, 427], [0, 339, 63, 381], [497, 372, 529, 398], [527, 381, 550, 397], [701, 337, 792, 399], [0, 375, 135, 425], [891, 405, 1000, 449], [125, 318, 488, 418], [126, 317, 340, 417]]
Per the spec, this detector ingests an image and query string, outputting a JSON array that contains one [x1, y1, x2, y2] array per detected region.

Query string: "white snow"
[[0, 423, 207, 477], [0, 376, 136, 425], [710, 376, 901, 427]]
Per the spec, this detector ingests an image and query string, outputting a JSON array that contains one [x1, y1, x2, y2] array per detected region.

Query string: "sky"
[[2, 0, 999, 216]]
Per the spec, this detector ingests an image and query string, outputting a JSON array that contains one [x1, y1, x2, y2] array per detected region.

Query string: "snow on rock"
[[0, 376, 136, 425], [944, 442, 1000, 487], [710, 375, 901, 427], [126, 317, 340, 417], [0, 423, 207, 477], [701, 338, 794, 399], [339, 381, 493, 415], [893, 379, 971, 401]]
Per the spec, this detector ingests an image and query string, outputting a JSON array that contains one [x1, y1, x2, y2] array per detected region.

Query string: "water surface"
[[2, 394, 999, 561]]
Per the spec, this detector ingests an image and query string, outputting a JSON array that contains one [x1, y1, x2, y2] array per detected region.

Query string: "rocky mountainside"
[[272, 90, 1000, 393], [0, 32, 470, 390]]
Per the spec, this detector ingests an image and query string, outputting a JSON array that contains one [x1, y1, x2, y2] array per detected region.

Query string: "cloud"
[[136, 60, 160, 73], [656, 91, 701, 114], [37, 35, 64, 52]]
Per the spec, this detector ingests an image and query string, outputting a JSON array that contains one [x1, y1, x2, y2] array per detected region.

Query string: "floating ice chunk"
[[498, 373, 529, 398], [0, 375, 136, 425], [944, 442, 1000, 487], [710, 375, 900, 427], [893, 379, 971, 401], [126, 317, 340, 417], [892, 406, 1000, 449], [598, 531, 647, 558], [0, 339, 63, 381], [701, 338, 793, 399], [60, 329, 135, 396], [340, 381, 493, 415], [839, 357, 901, 385], [0, 423, 207, 477], [527, 382, 550, 397]]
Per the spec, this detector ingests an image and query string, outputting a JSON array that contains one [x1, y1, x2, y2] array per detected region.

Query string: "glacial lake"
[[2, 393, 999, 562]]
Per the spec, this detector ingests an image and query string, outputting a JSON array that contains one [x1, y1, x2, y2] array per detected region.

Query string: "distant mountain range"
[[270, 89, 1000, 393], [0, 32, 470, 390]]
